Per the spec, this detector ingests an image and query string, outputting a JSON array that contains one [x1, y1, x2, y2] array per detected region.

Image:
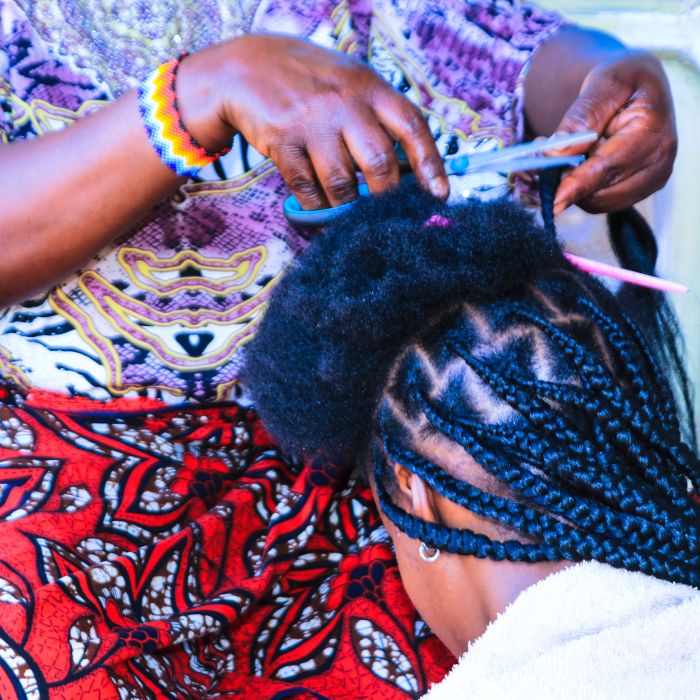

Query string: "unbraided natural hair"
[[244, 181, 700, 587]]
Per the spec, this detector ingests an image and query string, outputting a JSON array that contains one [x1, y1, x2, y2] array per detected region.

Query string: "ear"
[[392, 461, 439, 524]]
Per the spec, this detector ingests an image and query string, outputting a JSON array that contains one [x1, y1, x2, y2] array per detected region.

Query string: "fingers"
[[238, 37, 446, 208], [271, 127, 399, 210], [374, 91, 448, 199], [273, 118, 400, 210], [564, 159, 672, 214], [551, 53, 677, 214], [554, 52, 677, 214], [270, 143, 330, 211], [341, 112, 400, 196], [554, 150, 672, 215], [552, 66, 628, 154], [553, 116, 675, 215], [307, 135, 360, 207], [263, 55, 445, 208], [553, 140, 630, 215], [270, 96, 442, 210]]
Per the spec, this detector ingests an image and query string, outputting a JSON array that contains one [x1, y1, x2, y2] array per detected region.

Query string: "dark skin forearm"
[[0, 91, 182, 306]]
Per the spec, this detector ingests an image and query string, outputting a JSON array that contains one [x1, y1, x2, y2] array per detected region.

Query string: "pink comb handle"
[[564, 253, 689, 294]]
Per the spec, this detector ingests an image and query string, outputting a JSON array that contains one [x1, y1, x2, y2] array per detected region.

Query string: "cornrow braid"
[[575, 295, 680, 442], [540, 169, 696, 446], [618, 307, 683, 434], [380, 302, 700, 584], [539, 168, 697, 449], [495, 369, 696, 524], [372, 448, 562, 563], [445, 337, 667, 525], [375, 437, 699, 584], [413, 398, 698, 572]]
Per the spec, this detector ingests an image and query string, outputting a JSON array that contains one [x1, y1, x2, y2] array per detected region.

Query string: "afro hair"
[[243, 181, 564, 458]]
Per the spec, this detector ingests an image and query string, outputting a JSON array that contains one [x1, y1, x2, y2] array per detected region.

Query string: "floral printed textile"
[[0, 382, 451, 698]]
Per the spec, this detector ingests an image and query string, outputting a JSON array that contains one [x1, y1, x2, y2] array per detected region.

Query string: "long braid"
[[372, 448, 562, 563], [379, 406, 700, 584], [538, 171, 691, 453], [376, 435, 699, 583], [508, 305, 690, 484], [378, 291, 700, 585], [499, 369, 698, 519], [413, 388, 699, 563], [508, 305, 698, 518], [383, 431, 699, 560], [576, 295, 684, 450], [537, 166, 683, 437], [446, 337, 674, 526]]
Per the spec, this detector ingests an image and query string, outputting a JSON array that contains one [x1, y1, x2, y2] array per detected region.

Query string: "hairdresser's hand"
[[177, 34, 447, 208], [551, 51, 677, 215]]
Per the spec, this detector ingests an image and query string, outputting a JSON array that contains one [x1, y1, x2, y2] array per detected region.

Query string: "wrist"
[[176, 49, 237, 153], [138, 56, 233, 178]]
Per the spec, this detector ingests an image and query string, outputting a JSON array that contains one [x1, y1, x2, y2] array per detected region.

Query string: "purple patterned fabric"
[[0, 0, 564, 403]]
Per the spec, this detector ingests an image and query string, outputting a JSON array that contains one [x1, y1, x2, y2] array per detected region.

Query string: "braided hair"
[[244, 180, 700, 587]]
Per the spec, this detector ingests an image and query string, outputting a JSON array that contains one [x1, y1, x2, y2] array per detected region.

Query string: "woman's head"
[[244, 182, 699, 652]]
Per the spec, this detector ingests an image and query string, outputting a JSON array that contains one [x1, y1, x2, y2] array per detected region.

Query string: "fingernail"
[[553, 200, 568, 216], [429, 176, 449, 199]]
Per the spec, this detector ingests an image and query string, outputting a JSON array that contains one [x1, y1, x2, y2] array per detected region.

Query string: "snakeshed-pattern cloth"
[[0, 1, 563, 697]]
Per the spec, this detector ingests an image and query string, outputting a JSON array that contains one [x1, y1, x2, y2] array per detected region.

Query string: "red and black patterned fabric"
[[0, 383, 452, 699]]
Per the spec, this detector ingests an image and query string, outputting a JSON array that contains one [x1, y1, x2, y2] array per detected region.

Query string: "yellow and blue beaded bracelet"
[[138, 55, 230, 178]]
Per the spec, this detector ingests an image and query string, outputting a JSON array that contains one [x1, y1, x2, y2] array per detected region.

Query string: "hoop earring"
[[419, 541, 441, 563]]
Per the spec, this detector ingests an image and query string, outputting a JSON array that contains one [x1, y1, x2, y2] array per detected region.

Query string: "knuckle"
[[288, 173, 319, 198], [602, 70, 627, 93], [563, 106, 591, 128], [269, 141, 303, 162], [562, 105, 597, 133], [661, 131, 678, 159], [324, 172, 357, 200], [400, 108, 427, 137], [418, 153, 444, 177], [581, 156, 608, 184], [364, 149, 395, 178], [602, 165, 626, 189], [659, 163, 674, 186]]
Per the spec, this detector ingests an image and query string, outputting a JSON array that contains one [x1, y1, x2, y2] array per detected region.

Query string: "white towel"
[[422, 561, 700, 699]]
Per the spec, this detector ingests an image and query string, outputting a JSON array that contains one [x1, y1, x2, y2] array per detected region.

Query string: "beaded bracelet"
[[138, 54, 230, 178]]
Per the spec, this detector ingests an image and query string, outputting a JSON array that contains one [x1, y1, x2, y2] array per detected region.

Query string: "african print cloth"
[[0, 381, 452, 698], [0, 1, 564, 697]]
